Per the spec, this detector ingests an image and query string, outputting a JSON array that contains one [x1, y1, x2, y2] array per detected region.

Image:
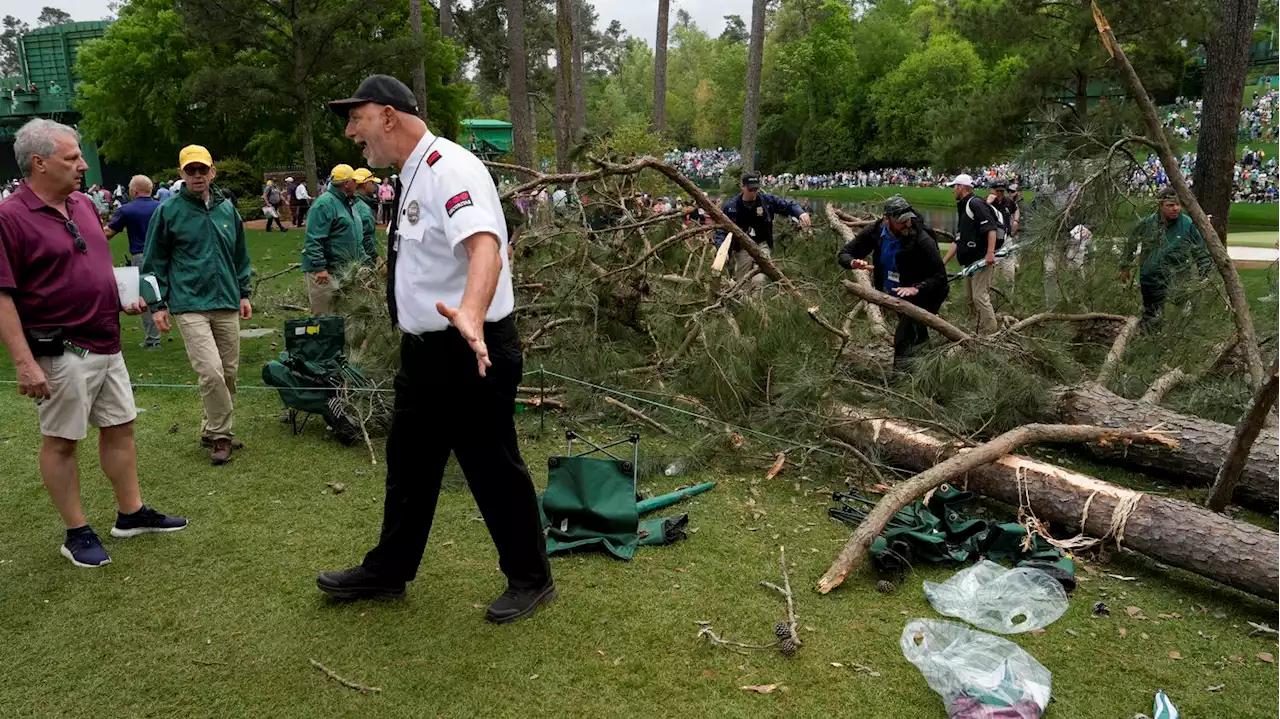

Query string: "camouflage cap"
[[882, 194, 913, 221]]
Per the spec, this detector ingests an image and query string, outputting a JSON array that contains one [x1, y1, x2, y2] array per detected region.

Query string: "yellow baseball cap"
[[331, 164, 356, 182], [352, 168, 381, 184], [178, 145, 213, 169]]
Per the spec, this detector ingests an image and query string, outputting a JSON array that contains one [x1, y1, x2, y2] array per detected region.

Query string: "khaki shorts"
[[35, 351, 136, 441]]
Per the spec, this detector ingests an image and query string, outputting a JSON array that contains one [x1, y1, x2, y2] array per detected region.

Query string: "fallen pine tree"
[[822, 403, 1280, 602], [844, 280, 1280, 512]]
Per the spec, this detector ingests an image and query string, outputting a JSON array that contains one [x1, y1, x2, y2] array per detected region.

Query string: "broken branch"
[[604, 395, 674, 435], [841, 279, 971, 343], [309, 659, 382, 693], [817, 422, 1176, 594]]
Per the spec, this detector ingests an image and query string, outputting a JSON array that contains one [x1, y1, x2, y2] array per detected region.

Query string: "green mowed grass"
[[0, 230, 1277, 717], [1229, 230, 1278, 248], [792, 187, 1278, 233]]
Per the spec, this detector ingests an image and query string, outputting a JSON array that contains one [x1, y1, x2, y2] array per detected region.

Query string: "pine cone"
[[876, 579, 896, 595], [778, 637, 798, 657], [774, 621, 791, 639]]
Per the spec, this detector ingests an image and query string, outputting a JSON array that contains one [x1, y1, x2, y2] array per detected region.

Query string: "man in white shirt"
[[317, 75, 553, 624], [293, 180, 311, 227]]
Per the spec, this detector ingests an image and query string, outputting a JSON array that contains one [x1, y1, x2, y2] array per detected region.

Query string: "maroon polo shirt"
[[0, 182, 122, 354]]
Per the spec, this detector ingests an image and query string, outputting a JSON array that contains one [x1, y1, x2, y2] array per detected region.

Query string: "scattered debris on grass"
[[308, 658, 381, 693]]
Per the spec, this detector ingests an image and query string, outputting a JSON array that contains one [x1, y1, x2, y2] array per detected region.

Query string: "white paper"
[[113, 266, 140, 307]]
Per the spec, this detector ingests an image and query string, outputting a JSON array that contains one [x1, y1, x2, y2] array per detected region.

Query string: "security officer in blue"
[[713, 171, 810, 284]]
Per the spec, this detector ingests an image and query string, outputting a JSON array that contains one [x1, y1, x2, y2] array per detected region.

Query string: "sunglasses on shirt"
[[65, 220, 87, 254]]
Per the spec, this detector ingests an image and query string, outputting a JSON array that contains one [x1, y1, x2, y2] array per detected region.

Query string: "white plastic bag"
[[923, 561, 1068, 634], [901, 618, 1052, 719]]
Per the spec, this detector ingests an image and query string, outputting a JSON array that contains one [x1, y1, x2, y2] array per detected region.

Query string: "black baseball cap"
[[741, 171, 761, 189], [328, 74, 419, 117]]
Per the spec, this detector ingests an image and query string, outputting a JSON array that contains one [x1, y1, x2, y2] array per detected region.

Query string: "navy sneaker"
[[111, 506, 189, 538], [62, 527, 111, 568]]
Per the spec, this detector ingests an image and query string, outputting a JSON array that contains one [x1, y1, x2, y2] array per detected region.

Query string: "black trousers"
[[1139, 277, 1168, 331], [362, 316, 551, 589], [893, 293, 944, 368]]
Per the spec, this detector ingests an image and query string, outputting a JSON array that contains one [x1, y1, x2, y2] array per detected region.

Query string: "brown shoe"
[[210, 439, 233, 465], [201, 436, 245, 450]]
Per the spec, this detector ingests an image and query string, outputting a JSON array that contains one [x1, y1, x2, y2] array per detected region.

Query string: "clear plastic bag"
[[923, 560, 1068, 634], [901, 618, 1052, 719]]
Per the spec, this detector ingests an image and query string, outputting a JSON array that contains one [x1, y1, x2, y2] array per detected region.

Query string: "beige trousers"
[[307, 273, 336, 316], [176, 310, 240, 440], [731, 244, 771, 286], [964, 265, 999, 334]]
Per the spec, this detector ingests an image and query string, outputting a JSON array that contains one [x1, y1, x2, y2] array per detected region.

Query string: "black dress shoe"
[[485, 581, 556, 624], [316, 565, 405, 600]]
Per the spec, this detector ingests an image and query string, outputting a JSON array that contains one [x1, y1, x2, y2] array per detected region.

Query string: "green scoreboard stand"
[[458, 119, 513, 160]]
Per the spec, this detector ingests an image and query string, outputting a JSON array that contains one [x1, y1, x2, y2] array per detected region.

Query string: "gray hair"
[[129, 174, 153, 196], [14, 118, 80, 178]]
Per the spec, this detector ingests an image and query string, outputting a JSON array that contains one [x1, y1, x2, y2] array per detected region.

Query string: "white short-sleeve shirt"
[[393, 132, 512, 334]]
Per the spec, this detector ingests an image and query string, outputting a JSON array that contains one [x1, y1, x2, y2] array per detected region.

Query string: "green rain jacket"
[[1121, 212, 1212, 285], [355, 194, 379, 262], [142, 184, 251, 313], [301, 185, 368, 272]]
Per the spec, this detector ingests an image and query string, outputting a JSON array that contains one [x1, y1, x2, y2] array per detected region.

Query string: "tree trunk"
[[826, 404, 1280, 602], [571, 0, 586, 141], [740, 0, 766, 172], [1053, 383, 1279, 509], [506, 0, 534, 168], [409, 0, 429, 121], [1191, 0, 1259, 243], [1093, 6, 1266, 390], [299, 92, 318, 196], [440, 0, 454, 37], [1206, 357, 1280, 512], [652, 0, 669, 133], [555, 0, 574, 172]]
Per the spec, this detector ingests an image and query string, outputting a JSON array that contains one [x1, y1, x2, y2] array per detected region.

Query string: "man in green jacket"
[[302, 164, 370, 315], [143, 145, 253, 465], [1119, 188, 1213, 331], [351, 167, 382, 268]]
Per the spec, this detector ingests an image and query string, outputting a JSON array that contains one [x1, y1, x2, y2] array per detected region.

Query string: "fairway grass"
[[0, 231, 1276, 718], [791, 186, 1278, 233]]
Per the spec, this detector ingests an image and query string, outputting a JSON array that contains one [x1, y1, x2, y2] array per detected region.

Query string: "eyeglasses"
[[65, 220, 86, 254], [183, 165, 211, 176]]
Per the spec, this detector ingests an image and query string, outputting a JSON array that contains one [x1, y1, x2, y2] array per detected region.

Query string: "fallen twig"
[[309, 658, 382, 693], [842, 279, 971, 343], [824, 437, 889, 487], [1095, 316, 1140, 387], [604, 395, 674, 435], [1005, 312, 1130, 334]]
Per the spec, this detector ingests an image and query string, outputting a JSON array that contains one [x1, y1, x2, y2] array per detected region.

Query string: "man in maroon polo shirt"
[[0, 118, 187, 568]]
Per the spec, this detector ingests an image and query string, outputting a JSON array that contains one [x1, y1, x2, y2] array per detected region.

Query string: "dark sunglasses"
[[65, 220, 86, 254], [183, 165, 211, 176]]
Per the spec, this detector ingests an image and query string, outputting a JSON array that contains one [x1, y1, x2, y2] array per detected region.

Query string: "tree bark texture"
[[740, 0, 766, 171], [1092, 3, 1266, 389], [409, 0, 429, 121], [652, 0, 669, 133], [1206, 357, 1280, 512], [571, 0, 586, 141], [842, 279, 969, 343], [1053, 383, 1279, 510], [506, 0, 535, 168], [1190, 0, 1259, 242], [826, 404, 1279, 602], [440, 0, 454, 37], [555, 0, 574, 172], [819, 416, 1175, 594]]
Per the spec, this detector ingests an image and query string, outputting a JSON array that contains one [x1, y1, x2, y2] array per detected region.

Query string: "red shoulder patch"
[[445, 191, 473, 217], [426, 150, 442, 167]]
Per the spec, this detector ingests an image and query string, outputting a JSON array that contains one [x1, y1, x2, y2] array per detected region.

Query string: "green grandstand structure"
[[1, 21, 111, 186]]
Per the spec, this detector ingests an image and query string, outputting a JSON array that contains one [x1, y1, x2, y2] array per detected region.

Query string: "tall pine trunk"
[[652, 0, 669, 133], [1192, 0, 1259, 242], [507, 0, 535, 168], [409, 0, 429, 121], [740, 0, 766, 172], [555, 0, 573, 172], [571, 0, 586, 141], [440, 0, 454, 37]]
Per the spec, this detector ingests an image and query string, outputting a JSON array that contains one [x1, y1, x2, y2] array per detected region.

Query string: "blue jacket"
[[713, 192, 805, 250]]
